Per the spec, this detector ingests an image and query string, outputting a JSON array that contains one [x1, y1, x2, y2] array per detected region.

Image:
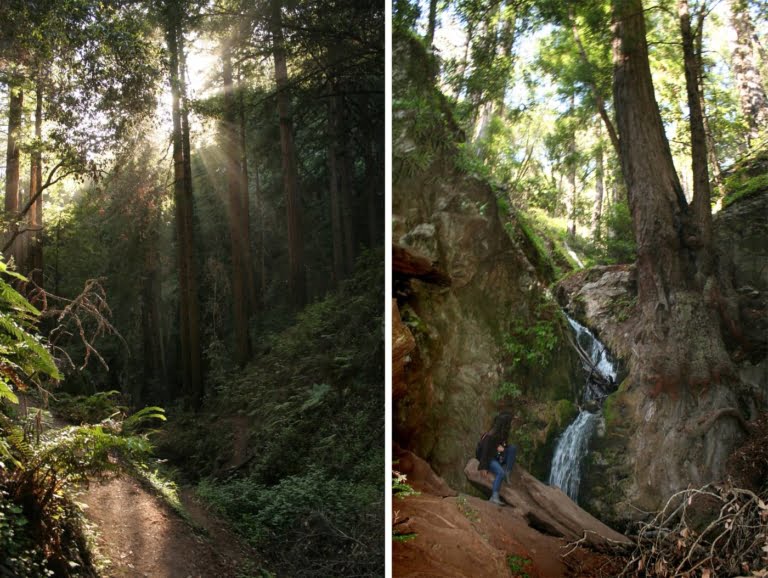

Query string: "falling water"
[[548, 411, 599, 500], [563, 241, 585, 269], [566, 316, 618, 384], [549, 315, 619, 502]]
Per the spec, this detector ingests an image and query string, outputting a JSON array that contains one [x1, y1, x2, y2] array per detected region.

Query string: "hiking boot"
[[489, 492, 504, 506], [504, 469, 513, 484]]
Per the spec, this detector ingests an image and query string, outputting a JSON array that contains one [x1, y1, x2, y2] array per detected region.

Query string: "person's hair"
[[489, 411, 512, 441]]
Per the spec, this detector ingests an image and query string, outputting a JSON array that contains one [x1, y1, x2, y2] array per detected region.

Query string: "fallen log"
[[464, 458, 630, 546]]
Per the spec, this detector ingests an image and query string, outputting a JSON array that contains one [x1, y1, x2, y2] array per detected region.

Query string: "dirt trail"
[[77, 476, 258, 578]]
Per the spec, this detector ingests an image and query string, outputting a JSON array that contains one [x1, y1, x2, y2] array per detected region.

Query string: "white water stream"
[[548, 315, 619, 502]]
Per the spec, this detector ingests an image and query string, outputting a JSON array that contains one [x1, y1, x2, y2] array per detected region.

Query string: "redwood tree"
[[222, 33, 251, 366], [612, 0, 732, 389], [271, 0, 306, 307], [165, 0, 203, 405], [611, 0, 746, 508]]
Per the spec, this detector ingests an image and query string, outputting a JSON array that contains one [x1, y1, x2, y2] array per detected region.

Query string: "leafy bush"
[[0, 490, 53, 577], [600, 201, 636, 264], [160, 250, 384, 576], [50, 390, 126, 425], [492, 381, 523, 403], [198, 468, 382, 576]]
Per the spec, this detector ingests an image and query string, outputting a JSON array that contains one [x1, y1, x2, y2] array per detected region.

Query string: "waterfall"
[[563, 241, 585, 269], [548, 411, 599, 500], [549, 314, 619, 502], [566, 316, 618, 383]]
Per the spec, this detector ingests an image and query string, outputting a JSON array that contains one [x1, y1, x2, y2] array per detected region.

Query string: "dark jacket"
[[478, 433, 506, 471]]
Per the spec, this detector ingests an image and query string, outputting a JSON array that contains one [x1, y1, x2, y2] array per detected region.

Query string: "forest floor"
[[393, 450, 627, 577], [75, 476, 257, 578], [29, 401, 261, 578]]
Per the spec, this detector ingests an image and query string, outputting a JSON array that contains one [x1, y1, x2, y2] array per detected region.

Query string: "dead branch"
[[23, 277, 127, 371], [609, 483, 768, 577]]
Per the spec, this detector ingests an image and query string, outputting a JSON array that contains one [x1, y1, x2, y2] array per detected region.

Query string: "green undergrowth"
[[722, 148, 768, 208], [159, 250, 384, 577], [1, 408, 168, 577]]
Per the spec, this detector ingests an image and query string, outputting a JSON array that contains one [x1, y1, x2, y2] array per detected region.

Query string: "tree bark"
[[166, 2, 203, 406], [28, 80, 44, 287], [141, 239, 165, 405], [592, 120, 604, 242], [425, 0, 437, 47], [679, 0, 713, 268], [729, 0, 768, 145], [271, 0, 306, 307], [327, 93, 345, 284], [254, 166, 267, 299], [237, 68, 258, 314], [612, 0, 731, 389], [222, 36, 251, 366], [362, 92, 383, 248], [4, 81, 23, 266], [335, 91, 355, 274]]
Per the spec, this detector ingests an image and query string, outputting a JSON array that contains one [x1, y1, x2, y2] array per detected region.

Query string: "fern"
[[122, 406, 166, 434]]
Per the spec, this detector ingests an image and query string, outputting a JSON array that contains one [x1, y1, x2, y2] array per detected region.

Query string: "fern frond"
[[122, 406, 166, 434]]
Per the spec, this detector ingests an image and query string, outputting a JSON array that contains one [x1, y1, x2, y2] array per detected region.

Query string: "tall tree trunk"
[[607, 0, 746, 519], [566, 96, 577, 237], [4, 81, 22, 267], [222, 37, 251, 366], [28, 80, 44, 287], [729, 0, 768, 145], [238, 69, 258, 313], [592, 121, 604, 242], [271, 0, 306, 307], [362, 92, 383, 248], [254, 166, 267, 298], [612, 0, 730, 389], [426, 0, 438, 47], [679, 0, 713, 268], [141, 239, 165, 406], [166, 2, 203, 406], [335, 92, 355, 274], [327, 93, 345, 284]]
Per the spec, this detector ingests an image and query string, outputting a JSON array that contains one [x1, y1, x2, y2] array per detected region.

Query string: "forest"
[[0, 0, 384, 576], [393, 0, 767, 576]]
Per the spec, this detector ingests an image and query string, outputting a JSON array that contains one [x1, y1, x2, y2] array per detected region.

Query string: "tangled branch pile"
[[617, 483, 768, 577]]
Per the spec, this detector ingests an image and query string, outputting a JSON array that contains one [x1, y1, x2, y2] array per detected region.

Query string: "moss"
[[607, 294, 637, 323], [508, 213, 560, 282], [602, 392, 623, 430], [554, 399, 578, 426], [723, 172, 768, 208]]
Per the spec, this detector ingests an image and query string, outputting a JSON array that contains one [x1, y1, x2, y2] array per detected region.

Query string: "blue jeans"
[[489, 445, 517, 494]]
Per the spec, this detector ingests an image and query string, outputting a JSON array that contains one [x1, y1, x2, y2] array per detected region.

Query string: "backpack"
[[475, 432, 488, 460]]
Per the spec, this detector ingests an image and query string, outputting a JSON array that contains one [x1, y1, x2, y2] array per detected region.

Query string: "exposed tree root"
[[600, 483, 768, 577]]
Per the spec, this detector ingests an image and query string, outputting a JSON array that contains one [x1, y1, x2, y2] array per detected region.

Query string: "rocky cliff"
[[392, 31, 581, 491]]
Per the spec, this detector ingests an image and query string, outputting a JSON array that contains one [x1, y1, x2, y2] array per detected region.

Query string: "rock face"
[[392, 32, 580, 490], [714, 188, 768, 365], [556, 264, 637, 365], [555, 189, 768, 526]]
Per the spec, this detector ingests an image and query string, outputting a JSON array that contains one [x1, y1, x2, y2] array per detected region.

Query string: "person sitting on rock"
[[477, 411, 517, 506]]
